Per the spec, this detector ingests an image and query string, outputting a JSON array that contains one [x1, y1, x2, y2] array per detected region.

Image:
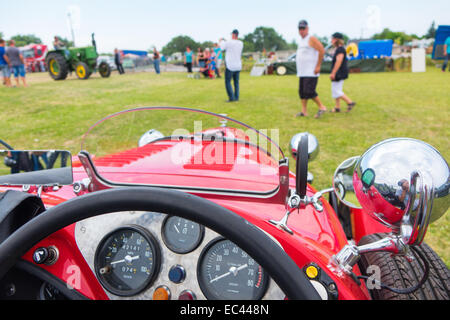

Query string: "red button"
[[178, 290, 196, 300]]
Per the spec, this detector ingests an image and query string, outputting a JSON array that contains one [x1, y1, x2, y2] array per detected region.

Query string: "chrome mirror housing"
[[332, 138, 449, 275], [332, 156, 362, 209], [138, 129, 164, 147], [353, 138, 449, 245], [290, 132, 319, 161]]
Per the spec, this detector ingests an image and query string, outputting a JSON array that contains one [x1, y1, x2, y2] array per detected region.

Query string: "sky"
[[1, 0, 449, 53]]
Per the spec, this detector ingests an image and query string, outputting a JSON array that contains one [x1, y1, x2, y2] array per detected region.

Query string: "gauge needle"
[[110, 255, 140, 265], [209, 264, 248, 283], [174, 225, 180, 233]]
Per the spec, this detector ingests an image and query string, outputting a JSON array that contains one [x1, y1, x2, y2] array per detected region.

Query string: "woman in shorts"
[[329, 32, 355, 112]]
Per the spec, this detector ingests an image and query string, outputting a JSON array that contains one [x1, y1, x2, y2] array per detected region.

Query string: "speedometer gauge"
[[162, 216, 204, 254], [94, 225, 161, 296], [197, 238, 269, 300]]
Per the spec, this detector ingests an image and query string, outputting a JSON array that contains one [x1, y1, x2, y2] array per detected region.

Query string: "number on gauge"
[[197, 238, 269, 300], [162, 216, 204, 254], [94, 225, 161, 296]]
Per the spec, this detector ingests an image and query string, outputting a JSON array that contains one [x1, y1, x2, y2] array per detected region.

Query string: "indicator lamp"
[[305, 265, 319, 279], [153, 285, 171, 300], [169, 265, 186, 284]]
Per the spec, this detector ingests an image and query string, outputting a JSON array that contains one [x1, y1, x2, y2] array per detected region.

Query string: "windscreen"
[[80, 107, 284, 195]]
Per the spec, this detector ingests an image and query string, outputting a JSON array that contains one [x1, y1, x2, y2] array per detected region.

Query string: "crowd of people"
[[182, 30, 243, 103], [177, 23, 357, 116], [0, 39, 27, 88], [182, 42, 224, 80]]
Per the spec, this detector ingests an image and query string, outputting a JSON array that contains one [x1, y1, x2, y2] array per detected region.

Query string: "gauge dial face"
[[162, 216, 204, 254], [94, 225, 161, 296], [197, 238, 269, 300]]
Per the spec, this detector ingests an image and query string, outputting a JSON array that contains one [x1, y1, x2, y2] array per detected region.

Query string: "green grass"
[[0, 68, 449, 265]]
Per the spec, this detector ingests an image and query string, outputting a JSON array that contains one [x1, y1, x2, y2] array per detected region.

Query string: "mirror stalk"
[[332, 234, 411, 275]]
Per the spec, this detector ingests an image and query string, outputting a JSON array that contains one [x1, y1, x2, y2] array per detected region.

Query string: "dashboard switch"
[[178, 290, 196, 300], [153, 285, 171, 300], [168, 265, 186, 284], [33, 247, 49, 264]]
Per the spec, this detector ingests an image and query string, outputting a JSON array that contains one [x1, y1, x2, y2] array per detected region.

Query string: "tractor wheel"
[[98, 62, 111, 78], [358, 233, 450, 300], [75, 62, 91, 80], [46, 53, 69, 80]]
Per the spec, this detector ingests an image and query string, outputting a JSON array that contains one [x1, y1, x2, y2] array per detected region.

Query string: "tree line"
[[0, 21, 437, 54]]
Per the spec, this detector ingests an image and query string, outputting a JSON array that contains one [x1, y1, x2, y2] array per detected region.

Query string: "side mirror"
[[353, 138, 449, 245], [290, 132, 319, 184], [289, 132, 319, 161], [0, 150, 73, 187], [332, 138, 449, 274], [332, 156, 362, 209], [138, 129, 164, 147]]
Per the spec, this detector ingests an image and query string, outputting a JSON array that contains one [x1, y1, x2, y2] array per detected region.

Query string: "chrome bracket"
[[269, 187, 334, 235], [331, 234, 409, 275], [269, 193, 301, 234]]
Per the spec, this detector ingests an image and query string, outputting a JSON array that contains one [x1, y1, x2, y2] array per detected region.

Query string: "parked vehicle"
[[20, 44, 48, 73], [0, 107, 448, 300], [45, 34, 111, 80]]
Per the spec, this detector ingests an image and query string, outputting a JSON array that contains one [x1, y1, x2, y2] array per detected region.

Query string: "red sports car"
[[0, 107, 448, 301]]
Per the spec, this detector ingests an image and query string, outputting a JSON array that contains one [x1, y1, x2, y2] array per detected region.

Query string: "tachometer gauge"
[[162, 216, 204, 254], [94, 225, 161, 296], [197, 238, 269, 300]]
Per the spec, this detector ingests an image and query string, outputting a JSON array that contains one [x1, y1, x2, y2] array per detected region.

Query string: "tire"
[[276, 65, 287, 75], [358, 233, 450, 300], [98, 62, 111, 78], [75, 62, 91, 80], [46, 53, 69, 80]]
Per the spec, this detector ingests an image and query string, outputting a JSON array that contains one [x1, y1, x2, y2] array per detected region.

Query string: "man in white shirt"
[[295, 20, 327, 118], [220, 29, 243, 102]]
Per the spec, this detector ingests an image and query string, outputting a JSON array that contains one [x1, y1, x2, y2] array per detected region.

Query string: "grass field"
[[0, 67, 448, 265]]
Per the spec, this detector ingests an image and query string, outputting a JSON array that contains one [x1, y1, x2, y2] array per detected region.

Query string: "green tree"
[[287, 39, 297, 50], [10, 34, 42, 47], [425, 21, 436, 39], [242, 27, 289, 52], [54, 36, 74, 48], [315, 35, 329, 48], [0, 32, 4, 40], [200, 41, 214, 50], [372, 28, 419, 45], [162, 35, 199, 56]]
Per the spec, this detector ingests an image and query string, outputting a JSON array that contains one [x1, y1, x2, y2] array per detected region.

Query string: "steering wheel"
[[0, 187, 320, 300]]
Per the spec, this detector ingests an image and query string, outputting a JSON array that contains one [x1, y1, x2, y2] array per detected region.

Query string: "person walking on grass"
[[442, 36, 450, 72], [213, 42, 222, 78], [295, 20, 327, 118], [329, 32, 356, 113], [220, 29, 243, 102], [114, 48, 125, 75], [4, 40, 27, 87], [153, 47, 161, 74], [184, 46, 194, 77], [0, 39, 12, 87]]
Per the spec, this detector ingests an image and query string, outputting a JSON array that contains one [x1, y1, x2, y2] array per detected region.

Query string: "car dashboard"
[[75, 211, 285, 300]]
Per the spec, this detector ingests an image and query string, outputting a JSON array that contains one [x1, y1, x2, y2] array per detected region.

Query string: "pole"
[[68, 12, 75, 47]]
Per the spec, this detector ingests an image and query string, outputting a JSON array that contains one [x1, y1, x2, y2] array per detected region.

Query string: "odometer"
[[94, 225, 161, 296], [197, 238, 269, 300]]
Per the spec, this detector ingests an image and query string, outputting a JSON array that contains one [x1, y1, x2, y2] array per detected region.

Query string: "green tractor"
[[46, 34, 111, 80]]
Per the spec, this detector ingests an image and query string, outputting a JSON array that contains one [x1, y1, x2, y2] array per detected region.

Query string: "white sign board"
[[411, 48, 426, 73]]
